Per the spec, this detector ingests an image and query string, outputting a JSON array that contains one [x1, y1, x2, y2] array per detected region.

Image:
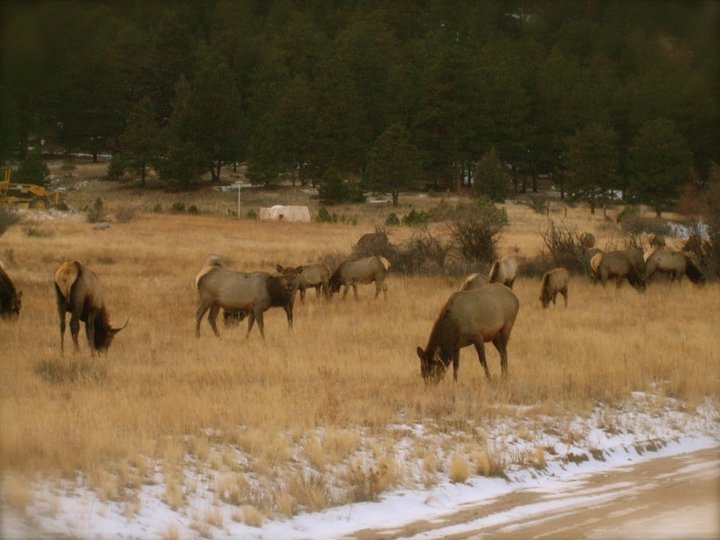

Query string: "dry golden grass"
[[1, 164, 718, 515]]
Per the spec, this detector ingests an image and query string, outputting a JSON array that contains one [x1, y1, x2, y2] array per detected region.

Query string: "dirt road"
[[354, 447, 720, 540]]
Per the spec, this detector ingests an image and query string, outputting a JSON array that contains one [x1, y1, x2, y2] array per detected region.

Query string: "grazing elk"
[[329, 256, 390, 300], [416, 283, 520, 383], [488, 256, 518, 289], [459, 272, 488, 291], [296, 263, 331, 301], [645, 247, 704, 285], [0, 261, 22, 320], [54, 261, 128, 355], [592, 250, 646, 291], [540, 267, 570, 308], [196, 262, 300, 339]]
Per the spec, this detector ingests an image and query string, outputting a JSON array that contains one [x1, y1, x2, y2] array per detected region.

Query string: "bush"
[[539, 221, 590, 275], [393, 228, 449, 274], [316, 207, 336, 223], [385, 213, 400, 226], [106, 154, 128, 180], [401, 208, 429, 226], [86, 197, 107, 223], [447, 198, 508, 263], [0, 206, 20, 236], [114, 206, 137, 223], [246, 209, 257, 219], [318, 168, 364, 204], [14, 148, 50, 184], [187, 205, 199, 214], [473, 148, 511, 202]]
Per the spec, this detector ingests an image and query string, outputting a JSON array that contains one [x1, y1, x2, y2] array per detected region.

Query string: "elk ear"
[[296, 266, 304, 273], [416, 346, 425, 360], [17, 290, 23, 299], [276, 264, 284, 273]]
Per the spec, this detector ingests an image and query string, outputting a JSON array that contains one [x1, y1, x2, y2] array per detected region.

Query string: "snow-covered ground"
[[2, 393, 719, 540]]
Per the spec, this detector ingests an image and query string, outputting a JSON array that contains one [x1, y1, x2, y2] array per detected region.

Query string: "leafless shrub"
[[447, 199, 508, 264], [114, 205, 138, 223], [86, 197, 107, 223], [392, 227, 449, 275], [540, 221, 590, 275]]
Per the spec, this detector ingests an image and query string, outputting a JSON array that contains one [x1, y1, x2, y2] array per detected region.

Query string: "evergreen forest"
[[1, 0, 717, 211]]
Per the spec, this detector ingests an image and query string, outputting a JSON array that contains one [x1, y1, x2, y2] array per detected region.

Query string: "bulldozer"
[[0, 168, 63, 210]]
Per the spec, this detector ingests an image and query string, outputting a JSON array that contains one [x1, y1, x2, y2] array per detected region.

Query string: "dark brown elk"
[[645, 247, 704, 285], [459, 272, 488, 291], [540, 267, 570, 308], [296, 263, 331, 301], [593, 250, 646, 291], [416, 283, 520, 383], [196, 262, 300, 339], [329, 256, 390, 300], [0, 261, 22, 320], [488, 256, 518, 289], [54, 261, 128, 354]]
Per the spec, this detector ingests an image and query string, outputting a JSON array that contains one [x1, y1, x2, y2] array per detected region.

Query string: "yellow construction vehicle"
[[0, 168, 62, 210]]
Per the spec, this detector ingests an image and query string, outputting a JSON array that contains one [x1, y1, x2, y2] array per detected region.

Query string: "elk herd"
[[0, 230, 706, 385]]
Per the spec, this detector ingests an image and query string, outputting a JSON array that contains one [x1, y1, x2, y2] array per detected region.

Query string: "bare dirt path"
[[353, 447, 720, 540]]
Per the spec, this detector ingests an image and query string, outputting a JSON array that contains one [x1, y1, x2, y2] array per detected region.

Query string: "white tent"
[[259, 205, 311, 222]]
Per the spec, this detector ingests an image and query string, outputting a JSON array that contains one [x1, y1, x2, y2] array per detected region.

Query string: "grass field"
[[1, 163, 718, 524]]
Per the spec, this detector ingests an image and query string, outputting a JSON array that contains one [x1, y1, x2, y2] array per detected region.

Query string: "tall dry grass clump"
[[0, 208, 718, 517]]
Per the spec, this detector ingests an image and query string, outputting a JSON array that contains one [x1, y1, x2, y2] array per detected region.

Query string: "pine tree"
[[563, 123, 619, 214], [628, 118, 692, 217], [366, 123, 420, 207], [119, 98, 161, 186]]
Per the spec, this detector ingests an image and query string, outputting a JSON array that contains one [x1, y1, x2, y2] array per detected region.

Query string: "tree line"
[[1, 0, 717, 213]]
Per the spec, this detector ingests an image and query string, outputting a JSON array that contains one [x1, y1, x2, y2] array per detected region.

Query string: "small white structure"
[[259, 205, 311, 222]]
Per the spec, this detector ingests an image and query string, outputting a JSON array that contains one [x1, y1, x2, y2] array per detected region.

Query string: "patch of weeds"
[[449, 454, 471, 483], [589, 448, 606, 461], [34, 360, 107, 385], [470, 448, 507, 479], [0, 206, 21, 236], [634, 440, 665, 454], [114, 206, 137, 223], [565, 452, 589, 465], [86, 197, 107, 223], [170, 202, 186, 213], [187, 205, 199, 215], [23, 224, 53, 237], [287, 473, 329, 512], [246, 209, 257, 219]]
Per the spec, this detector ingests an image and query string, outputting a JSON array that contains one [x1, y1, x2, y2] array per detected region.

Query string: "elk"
[[196, 261, 300, 339], [54, 261, 127, 354], [0, 261, 22, 320], [329, 256, 390, 300], [417, 283, 520, 383]]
